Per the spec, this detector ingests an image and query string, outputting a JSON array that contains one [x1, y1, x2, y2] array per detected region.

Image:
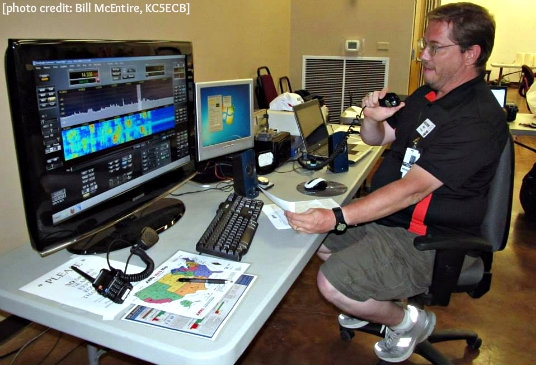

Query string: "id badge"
[[400, 147, 420, 177]]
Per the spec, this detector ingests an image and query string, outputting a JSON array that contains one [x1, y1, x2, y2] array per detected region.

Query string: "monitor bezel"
[[5, 38, 196, 256], [194, 78, 255, 162]]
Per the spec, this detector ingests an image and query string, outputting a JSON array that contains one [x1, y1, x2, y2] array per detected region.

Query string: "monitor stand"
[[67, 198, 185, 255]]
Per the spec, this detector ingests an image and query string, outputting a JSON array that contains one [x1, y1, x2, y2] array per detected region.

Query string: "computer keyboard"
[[195, 192, 264, 261]]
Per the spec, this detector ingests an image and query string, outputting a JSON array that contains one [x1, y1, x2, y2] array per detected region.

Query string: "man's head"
[[427, 2, 495, 72], [420, 2, 495, 96]]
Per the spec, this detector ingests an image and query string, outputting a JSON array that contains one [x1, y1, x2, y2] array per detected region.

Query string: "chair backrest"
[[256, 66, 278, 109], [279, 76, 293, 94], [414, 135, 515, 306], [480, 134, 514, 252]]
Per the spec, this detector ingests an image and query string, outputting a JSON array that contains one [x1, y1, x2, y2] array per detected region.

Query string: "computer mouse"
[[304, 177, 328, 191]]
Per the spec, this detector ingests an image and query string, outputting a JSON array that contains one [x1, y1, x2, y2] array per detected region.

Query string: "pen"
[[177, 278, 229, 284]]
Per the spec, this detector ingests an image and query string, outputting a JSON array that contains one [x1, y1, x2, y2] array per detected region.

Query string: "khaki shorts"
[[320, 222, 435, 302]]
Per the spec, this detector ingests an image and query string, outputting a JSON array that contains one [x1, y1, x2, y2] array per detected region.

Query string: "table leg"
[[497, 67, 504, 85], [87, 343, 107, 365]]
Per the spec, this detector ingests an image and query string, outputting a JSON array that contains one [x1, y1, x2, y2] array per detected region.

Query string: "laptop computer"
[[293, 99, 330, 158], [293, 99, 372, 164]]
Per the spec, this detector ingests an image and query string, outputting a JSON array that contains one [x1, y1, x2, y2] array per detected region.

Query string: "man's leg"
[[316, 243, 332, 262], [317, 270, 404, 326], [316, 223, 436, 363], [317, 271, 435, 362]]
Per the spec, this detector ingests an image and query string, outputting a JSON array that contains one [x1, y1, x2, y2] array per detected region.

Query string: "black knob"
[[379, 93, 401, 107]]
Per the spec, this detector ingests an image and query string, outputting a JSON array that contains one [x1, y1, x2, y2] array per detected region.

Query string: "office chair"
[[339, 135, 514, 365], [256, 66, 279, 109], [518, 64, 534, 98], [279, 76, 293, 93], [518, 65, 535, 113]]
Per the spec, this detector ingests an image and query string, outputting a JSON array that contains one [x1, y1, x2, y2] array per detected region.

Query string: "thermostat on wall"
[[345, 40, 360, 52]]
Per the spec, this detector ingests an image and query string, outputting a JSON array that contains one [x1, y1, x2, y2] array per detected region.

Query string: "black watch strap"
[[332, 207, 347, 233]]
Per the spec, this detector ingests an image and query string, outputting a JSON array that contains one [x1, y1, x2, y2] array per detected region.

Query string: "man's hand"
[[285, 208, 335, 234], [362, 89, 405, 123]]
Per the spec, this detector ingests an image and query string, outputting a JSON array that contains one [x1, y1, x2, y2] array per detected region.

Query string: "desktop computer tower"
[[232, 149, 259, 198]]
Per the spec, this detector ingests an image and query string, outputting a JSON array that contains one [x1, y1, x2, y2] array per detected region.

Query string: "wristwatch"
[[332, 207, 347, 233]]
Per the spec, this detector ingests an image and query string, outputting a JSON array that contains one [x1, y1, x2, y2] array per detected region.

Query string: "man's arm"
[[285, 165, 443, 234], [360, 119, 396, 146], [342, 164, 443, 225], [359, 89, 403, 146]]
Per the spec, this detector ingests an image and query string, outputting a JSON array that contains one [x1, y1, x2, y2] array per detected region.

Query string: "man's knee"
[[317, 270, 338, 302], [316, 243, 331, 261]]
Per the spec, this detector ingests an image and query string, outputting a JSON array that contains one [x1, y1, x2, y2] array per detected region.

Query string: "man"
[[285, 2, 509, 363]]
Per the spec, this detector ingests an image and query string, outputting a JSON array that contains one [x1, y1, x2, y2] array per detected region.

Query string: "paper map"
[[123, 274, 256, 339], [130, 250, 249, 319]]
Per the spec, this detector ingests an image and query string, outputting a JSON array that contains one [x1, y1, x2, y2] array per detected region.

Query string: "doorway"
[[408, 0, 441, 94]]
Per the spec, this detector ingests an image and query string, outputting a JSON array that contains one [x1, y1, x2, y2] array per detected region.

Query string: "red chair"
[[255, 66, 278, 109], [518, 64, 534, 97]]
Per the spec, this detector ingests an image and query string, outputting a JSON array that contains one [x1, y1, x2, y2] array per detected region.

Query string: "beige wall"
[[4, 0, 527, 256], [289, 0, 415, 96], [0, 0, 417, 255], [0, 0, 291, 255]]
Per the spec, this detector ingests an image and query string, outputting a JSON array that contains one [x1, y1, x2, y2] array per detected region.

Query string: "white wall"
[[442, 0, 536, 83]]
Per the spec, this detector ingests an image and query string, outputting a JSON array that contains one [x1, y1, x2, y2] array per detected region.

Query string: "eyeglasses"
[[418, 38, 458, 56]]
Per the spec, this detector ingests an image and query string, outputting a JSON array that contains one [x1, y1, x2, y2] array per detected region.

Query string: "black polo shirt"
[[372, 76, 509, 236]]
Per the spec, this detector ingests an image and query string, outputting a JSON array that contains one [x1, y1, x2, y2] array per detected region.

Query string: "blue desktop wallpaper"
[[199, 83, 251, 147]]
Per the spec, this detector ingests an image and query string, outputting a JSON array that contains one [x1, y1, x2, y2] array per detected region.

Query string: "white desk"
[[490, 63, 523, 85], [509, 113, 536, 153], [509, 113, 536, 136], [0, 147, 383, 365]]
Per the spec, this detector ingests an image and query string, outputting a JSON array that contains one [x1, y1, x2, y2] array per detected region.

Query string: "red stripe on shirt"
[[408, 194, 432, 235]]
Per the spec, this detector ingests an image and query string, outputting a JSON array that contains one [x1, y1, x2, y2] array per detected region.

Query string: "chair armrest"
[[412, 233, 493, 306], [414, 233, 493, 253]]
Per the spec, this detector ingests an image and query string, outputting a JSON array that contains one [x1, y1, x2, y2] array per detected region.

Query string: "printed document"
[[260, 188, 339, 229]]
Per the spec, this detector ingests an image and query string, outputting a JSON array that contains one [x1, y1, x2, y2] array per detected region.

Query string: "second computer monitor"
[[195, 79, 255, 162]]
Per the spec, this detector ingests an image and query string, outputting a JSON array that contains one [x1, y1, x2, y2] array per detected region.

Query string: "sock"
[[390, 305, 417, 331]]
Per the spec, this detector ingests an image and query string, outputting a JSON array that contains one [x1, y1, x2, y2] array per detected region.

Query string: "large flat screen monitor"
[[5, 39, 196, 256], [194, 79, 254, 163]]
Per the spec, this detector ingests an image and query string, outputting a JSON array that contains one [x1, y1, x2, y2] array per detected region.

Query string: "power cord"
[[8, 327, 50, 365]]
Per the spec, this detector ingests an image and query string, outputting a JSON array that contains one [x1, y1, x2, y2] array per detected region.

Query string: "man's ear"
[[464, 44, 481, 66]]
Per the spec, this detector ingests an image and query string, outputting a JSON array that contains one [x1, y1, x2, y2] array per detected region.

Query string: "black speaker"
[[328, 131, 349, 173], [232, 149, 259, 198]]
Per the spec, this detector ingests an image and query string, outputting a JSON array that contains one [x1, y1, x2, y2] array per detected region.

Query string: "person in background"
[[285, 2, 509, 362]]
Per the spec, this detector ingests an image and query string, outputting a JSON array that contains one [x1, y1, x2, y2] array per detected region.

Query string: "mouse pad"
[[296, 181, 348, 197]]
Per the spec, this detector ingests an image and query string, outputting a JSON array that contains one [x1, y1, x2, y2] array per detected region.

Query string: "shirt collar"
[[425, 75, 486, 109]]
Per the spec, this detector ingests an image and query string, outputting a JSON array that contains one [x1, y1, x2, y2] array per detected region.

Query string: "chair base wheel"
[[467, 336, 482, 350], [339, 326, 355, 341]]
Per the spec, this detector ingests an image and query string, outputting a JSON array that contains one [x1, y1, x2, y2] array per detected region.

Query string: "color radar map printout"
[[130, 250, 250, 319]]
